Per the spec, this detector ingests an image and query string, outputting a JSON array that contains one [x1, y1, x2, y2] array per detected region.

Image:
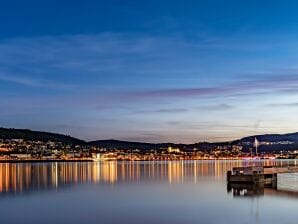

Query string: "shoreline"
[[0, 158, 287, 163], [0, 159, 94, 163]]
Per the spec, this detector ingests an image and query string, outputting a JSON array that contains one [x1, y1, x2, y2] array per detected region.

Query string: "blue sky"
[[1, 0, 298, 143]]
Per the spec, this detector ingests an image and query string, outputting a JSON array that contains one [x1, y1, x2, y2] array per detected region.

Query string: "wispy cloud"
[[196, 104, 233, 111], [0, 73, 74, 89], [267, 102, 298, 108], [125, 72, 298, 100], [1, 32, 293, 91], [134, 108, 188, 114]]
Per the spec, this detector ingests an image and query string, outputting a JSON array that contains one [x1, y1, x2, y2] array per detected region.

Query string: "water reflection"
[[227, 183, 265, 197], [0, 160, 297, 196]]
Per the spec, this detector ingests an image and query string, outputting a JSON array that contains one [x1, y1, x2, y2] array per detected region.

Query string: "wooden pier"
[[228, 166, 298, 187], [227, 165, 298, 197], [227, 166, 287, 188]]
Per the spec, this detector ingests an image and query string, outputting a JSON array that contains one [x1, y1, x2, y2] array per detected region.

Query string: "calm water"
[[0, 160, 298, 224]]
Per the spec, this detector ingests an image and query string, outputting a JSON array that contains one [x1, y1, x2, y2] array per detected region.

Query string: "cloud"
[[1, 32, 298, 91], [196, 103, 233, 111], [267, 103, 298, 108], [166, 121, 181, 126], [124, 72, 298, 100], [133, 108, 188, 114], [132, 87, 228, 98], [0, 33, 198, 72], [0, 73, 74, 89], [0, 33, 217, 92]]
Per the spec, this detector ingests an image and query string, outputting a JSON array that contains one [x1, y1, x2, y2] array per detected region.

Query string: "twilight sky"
[[1, 0, 298, 143]]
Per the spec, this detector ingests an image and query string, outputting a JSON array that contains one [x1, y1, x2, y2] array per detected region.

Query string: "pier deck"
[[228, 165, 298, 188]]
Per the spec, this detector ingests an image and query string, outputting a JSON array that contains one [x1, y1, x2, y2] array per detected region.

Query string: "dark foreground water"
[[0, 160, 298, 224]]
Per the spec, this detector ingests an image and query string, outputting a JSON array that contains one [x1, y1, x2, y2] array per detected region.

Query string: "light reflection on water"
[[0, 160, 297, 194], [0, 160, 298, 224]]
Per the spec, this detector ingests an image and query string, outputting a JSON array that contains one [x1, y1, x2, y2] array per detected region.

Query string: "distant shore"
[[0, 158, 285, 163], [0, 159, 94, 163]]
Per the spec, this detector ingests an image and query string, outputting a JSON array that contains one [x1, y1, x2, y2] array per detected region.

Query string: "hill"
[[2, 127, 298, 152], [238, 132, 298, 143], [236, 132, 298, 152], [89, 140, 227, 152], [89, 139, 173, 150], [0, 128, 86, 145]]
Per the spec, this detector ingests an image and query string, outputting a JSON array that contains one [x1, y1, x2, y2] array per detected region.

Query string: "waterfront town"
[[0, 137, 297, 162]]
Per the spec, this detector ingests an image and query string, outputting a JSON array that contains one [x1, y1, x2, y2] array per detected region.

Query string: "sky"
[[2, 0, 298, 143]]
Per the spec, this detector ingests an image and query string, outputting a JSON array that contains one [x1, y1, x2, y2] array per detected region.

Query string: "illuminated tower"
[[254, 137, 259, 157]]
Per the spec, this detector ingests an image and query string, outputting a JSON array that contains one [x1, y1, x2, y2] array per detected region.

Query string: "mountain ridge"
[[1, 127, 298, 152]]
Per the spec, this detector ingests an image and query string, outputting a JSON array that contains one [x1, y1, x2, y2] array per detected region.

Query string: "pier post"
[[271, 173, 277, 189], [227, 171, 232, 182]]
